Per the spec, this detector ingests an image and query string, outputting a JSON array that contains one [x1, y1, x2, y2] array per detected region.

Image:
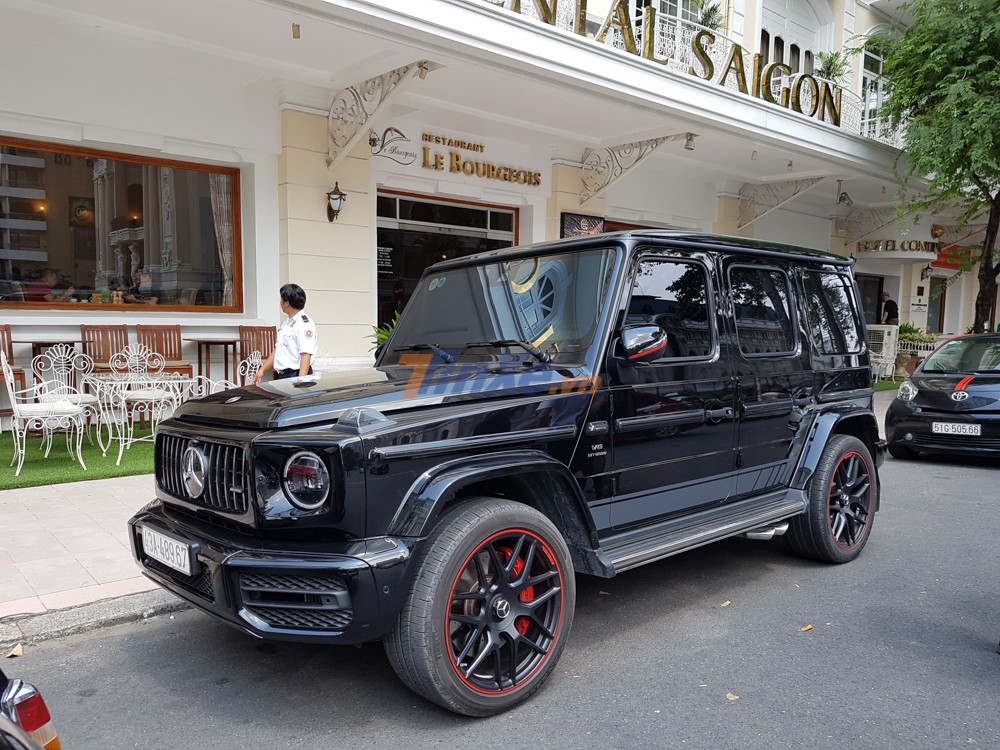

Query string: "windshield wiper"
[[463, 339, 550, 363], [392, 343, 456, 364]]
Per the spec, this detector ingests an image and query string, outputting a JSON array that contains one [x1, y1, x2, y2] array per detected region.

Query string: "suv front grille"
[[157, 434, 249, 515], [239, 572, 353, 631], [915, 434, 1000, 450]]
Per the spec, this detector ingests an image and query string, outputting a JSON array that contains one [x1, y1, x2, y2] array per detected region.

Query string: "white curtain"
[[208, 173, 235, 306]]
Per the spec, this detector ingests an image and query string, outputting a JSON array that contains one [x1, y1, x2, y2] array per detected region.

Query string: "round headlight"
[[282, 451, 330, 510], [897, 380, 918, 402]]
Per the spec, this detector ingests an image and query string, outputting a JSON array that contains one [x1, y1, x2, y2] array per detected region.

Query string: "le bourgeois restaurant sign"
[[485, 0, 843, 127]]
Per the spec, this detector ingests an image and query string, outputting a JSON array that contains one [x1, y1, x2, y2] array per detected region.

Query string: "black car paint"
[[129, 231, 883, 645]]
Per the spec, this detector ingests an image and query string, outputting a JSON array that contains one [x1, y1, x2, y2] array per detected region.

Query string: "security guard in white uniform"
[[254, 283, 318, 383]]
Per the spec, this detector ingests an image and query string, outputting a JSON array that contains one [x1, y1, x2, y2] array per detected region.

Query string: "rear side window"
[[801, 271, 863, 354], [729, 266, 796, 356]]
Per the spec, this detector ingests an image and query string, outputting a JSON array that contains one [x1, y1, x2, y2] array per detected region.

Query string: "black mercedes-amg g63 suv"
[[129, 231, 884, 716]]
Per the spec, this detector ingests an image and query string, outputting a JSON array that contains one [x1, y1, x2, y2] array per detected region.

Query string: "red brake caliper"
[[499, 546, 533, 635]]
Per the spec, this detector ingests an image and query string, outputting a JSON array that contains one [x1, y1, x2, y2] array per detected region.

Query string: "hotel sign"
[[486, 0, 843, 126]]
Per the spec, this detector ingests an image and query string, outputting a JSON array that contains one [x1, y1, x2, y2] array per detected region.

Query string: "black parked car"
[[886, 333, 1000, 459], [129, 231, 884, 716]]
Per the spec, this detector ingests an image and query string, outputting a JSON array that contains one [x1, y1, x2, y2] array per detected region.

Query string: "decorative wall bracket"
[[327, 61, 429, 171], [580, 133, 694, 205], [840, 206, 900, 245], [738, 177, 827, 229]]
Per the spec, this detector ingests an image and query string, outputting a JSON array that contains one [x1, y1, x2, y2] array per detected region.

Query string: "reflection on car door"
[[608, 252, 737, 528], [724, 260, 811, 496]]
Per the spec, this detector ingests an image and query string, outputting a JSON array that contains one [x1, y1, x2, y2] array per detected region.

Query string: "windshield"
[[380, 247, 617, 366], [921, 335, 1000, 373]]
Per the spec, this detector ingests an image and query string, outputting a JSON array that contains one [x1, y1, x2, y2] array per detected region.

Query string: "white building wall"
[[0, 3, 281, 350], [751, 207, 833, 250]]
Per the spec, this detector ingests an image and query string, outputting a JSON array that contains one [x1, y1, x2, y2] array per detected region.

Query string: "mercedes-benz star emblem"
[[182, 445, 207, 497], [951, 390, 970, 402], [492, 597, 511, 620]]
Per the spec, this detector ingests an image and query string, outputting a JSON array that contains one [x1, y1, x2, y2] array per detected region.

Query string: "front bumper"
[[129, 501, 414, 644], [886, 401, 1000, 456]]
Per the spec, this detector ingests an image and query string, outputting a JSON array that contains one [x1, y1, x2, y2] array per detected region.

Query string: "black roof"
[[431, 230, 853, 272]]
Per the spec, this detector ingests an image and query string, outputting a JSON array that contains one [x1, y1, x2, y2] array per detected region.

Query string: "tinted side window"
[[801, 271, 864, 354], [628, 259, 714, 359], [730, 266, 796, 356]]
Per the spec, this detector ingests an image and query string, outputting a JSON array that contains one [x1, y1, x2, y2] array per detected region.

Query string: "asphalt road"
[[13, 453, 1000, 750]]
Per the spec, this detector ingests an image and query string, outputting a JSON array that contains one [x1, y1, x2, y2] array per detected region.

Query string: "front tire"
[[787, 435, 876, 564], [385, 498, 575, 716]]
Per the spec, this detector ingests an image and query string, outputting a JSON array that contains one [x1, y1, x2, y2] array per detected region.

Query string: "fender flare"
[[385, 449, 599, 547], [790, 407, 882, 507]]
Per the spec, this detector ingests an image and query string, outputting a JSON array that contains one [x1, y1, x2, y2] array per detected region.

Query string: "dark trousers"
[[274, 367, 313, 380]]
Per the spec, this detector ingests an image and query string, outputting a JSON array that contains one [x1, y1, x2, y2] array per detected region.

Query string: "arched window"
[[789, 44, 801, 72], [773, 36, 785, 65], [760, 29, 770, 60]]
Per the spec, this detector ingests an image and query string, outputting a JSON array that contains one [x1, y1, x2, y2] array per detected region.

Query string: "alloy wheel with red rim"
[[446, 528, 564, 694], [827, 450, 872, 550]]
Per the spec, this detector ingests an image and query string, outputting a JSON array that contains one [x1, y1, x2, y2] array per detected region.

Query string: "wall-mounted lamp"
[[930, 223, 945, 239], [326, 182, 347, 222], [920, 263, 933, 281], [684, 133, 696, 151]]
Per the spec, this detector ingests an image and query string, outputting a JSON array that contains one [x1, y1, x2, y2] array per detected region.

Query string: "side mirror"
[[622, 325, 668, 364]]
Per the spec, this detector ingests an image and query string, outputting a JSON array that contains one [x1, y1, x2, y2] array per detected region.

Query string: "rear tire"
[[787, 435, 876, 564], [384, 498, 575, 716]]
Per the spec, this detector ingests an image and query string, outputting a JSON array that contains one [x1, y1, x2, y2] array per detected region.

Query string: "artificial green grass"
[[0, 427, 154, 491]]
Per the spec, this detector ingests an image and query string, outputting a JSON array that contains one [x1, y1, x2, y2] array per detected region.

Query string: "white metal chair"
[[106, 343, 177, 464], [238, 350, 263, 386], [32, 344, 104, 450], [188, 375, 238, 400], [2, 350, 87, 476]]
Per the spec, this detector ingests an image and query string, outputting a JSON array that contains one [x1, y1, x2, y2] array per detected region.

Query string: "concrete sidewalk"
[[0, 389, 898, 647]]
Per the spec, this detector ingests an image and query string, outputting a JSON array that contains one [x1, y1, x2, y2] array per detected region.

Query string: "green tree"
[[872, 0, 1000, 332]]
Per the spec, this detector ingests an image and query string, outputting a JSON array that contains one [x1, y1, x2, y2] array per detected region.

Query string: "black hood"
[[171, 364, 592, 430]]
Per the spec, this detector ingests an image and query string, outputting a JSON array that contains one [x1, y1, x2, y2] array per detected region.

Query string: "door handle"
[[705, 406, 733, 421]]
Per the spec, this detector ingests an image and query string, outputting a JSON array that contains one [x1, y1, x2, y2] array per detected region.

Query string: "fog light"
[[903, 433, 914, 441], [282, 451, 330, 510]]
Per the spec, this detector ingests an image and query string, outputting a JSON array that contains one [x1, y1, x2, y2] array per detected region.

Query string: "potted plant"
[[100, 289, 112, 304], [370, 311, 400, 355], [895, 323, 938, 376]]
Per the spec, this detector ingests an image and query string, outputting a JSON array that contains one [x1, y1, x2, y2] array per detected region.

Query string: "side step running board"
[[601, 492, 807, 574]]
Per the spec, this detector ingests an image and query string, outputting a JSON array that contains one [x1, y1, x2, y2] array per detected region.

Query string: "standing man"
[[881, 292, 899, 325], [254, 283, 318, 383]]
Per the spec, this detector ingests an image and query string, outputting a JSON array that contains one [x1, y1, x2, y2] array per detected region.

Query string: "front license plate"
[[931, 421, 981, 436], [142, 526, 193, 576]]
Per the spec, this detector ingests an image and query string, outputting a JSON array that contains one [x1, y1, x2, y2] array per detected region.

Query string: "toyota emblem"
[[182, 445, 207, 497], [950, 390, 970, 402]]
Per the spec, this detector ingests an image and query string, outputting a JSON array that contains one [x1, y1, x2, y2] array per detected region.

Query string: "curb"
[[0, 590, 190, 651]]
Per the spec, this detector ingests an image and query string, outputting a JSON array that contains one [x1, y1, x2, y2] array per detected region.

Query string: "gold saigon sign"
[[421, 132, 543, 186], [487, 0, 842, 127]]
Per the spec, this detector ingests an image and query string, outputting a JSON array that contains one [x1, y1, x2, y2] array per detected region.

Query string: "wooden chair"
[[0, 324, 27, 428], [80, 324, 130, 372], [239, 325, 277, 363], [136, 325, 193, 376], [0, 323, 27, 394]]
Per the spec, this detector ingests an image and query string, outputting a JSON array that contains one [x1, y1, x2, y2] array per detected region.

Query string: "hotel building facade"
[[1, 0, 990, 373]]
